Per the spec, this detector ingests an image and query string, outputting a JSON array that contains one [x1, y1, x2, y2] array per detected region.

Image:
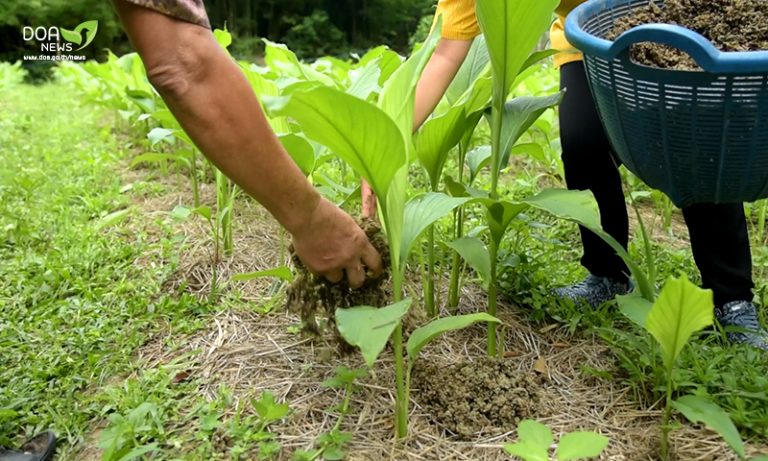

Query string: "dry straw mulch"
[[79, 160, 768, 460]]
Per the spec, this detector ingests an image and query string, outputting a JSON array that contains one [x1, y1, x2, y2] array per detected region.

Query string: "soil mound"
[[412, 357, 543, 438]]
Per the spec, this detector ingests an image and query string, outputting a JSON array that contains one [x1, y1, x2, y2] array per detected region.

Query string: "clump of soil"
[[412, 357, 543, 438], [607, 0, 768, 70], [285, 219, 391, 345]]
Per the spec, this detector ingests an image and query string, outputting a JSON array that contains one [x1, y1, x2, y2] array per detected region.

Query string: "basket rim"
[[564, 0, 768, 74]]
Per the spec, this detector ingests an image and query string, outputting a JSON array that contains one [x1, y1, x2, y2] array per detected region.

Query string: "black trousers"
[[559, 62, 754, 307]]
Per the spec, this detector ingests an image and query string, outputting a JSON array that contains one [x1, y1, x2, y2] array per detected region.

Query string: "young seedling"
[[289, 366, 367, 461], [504, 419, 609, 461]]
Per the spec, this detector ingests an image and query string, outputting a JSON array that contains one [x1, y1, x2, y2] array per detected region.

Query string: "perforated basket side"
[[575, 1, 768, 206]]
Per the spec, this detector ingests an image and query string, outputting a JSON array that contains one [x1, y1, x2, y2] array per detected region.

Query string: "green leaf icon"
[[60, 20, 98, 51]]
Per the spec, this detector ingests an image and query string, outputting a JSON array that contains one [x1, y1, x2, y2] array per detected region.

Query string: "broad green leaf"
[[231, 266, 293, 283], [0, 409, 18, 420], [263, 39, 336, 88], [616, 293, 652, 327], [504, 440, 549, 461], [401, 192, 472, 267], [519, 49, 560, 76], [414, 105, 467, 189], [358, 45, 403, 86], [497, 93, 564, 171], [523, 189, 654, 300], [213, 28, 232, 49], [556, 432, 610, 461], [96, 208, 131, 230], [446, 237, 491, 282], [509, 143, 546, 165], [270, 86, 405, 202], [672, 395, 744, 458], [125, 89, 156, 114], [445, 36, 490, 107], [336, 300, 412, 367], [147, 127, 175, 146], [646, 276, 713, 370], [483, 199, 528, 244], [467, 146, 492, 185], [384, 164, 408, 271], [253, 391, 290, 422], [347, 58, 381, 101], [278, 133, 315, 176], [476, 0, 559, 99], [378, 18, 441, 152], [518, 419, 554, 448], [407, 313, 501, 360], [523, 189, 601, 231]]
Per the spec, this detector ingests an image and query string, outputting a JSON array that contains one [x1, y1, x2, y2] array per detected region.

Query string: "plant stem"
[[447, 208, 464, 310], [487, 239, 499, 356], [485, 90, 504, 356], [425, 225, 436, 318], [448, 143, 468, 309], [392, 268, 408, 439], [660, 365, 674, 461], [191, 148, 200, 208]]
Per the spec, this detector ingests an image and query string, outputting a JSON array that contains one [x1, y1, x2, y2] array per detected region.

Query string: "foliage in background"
[[0, 0, 432, 66]]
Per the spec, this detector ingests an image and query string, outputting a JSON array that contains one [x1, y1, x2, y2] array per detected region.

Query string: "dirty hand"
[[292, 197, 382, 288]]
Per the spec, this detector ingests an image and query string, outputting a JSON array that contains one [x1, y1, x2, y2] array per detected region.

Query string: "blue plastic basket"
[[565, 0, 768, 207]]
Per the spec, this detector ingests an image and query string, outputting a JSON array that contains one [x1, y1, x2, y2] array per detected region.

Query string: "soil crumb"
[[607, 0, 768, 70], [285, 219, 390, 344], [412, 357, 543, 438]]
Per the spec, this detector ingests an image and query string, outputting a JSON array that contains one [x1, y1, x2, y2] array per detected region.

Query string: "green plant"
[[289, 367, 366, 461], [474, 0, 561, 354], [334, 299, 500, 438], [617, 275, 757, 460], [504, 420, 609, 461], [269, 22, 487, 438], [98, 402, 162, 461]]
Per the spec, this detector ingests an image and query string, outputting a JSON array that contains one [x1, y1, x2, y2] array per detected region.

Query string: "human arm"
[[112, 0, 381, 287]]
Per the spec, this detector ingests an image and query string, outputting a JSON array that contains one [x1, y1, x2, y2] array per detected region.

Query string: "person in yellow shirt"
[[411, 0, 767, 350]]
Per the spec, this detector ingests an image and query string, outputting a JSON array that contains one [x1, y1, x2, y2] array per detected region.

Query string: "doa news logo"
[[23, 20, 98, 62]]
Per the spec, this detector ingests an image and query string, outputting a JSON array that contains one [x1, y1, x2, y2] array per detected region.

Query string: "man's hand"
[[292, 197, 383, 289]]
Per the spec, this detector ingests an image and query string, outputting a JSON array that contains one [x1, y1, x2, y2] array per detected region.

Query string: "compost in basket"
[[608, 0, 768, 70]]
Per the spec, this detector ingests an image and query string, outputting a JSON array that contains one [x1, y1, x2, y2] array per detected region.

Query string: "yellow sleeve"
[[433, 0, 481, 40]]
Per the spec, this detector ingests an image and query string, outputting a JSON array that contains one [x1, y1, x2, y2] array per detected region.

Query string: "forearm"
[[162, 44, 319, 234], [413, 38, 474, 130], [113, 1, 318, 235]]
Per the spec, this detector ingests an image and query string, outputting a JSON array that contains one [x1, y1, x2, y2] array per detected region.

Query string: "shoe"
[[715, 301, 768, 351], [0, 431, 56, 461], [553, 274, 632, 308]]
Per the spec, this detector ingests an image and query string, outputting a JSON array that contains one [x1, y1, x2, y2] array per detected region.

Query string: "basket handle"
[[565, 1, 768, 74]]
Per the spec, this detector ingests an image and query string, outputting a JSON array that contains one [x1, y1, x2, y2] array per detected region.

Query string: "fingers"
[[324, 269, 344, 284], [345, 262, 366, 289], [361, 240, 383, 278]]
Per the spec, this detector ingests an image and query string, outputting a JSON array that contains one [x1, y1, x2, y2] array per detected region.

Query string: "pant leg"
[[559, 62, 630, 282], [682, 203, 753, 307]]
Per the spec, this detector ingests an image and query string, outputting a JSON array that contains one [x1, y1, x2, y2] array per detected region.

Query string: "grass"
[[0, 82, 212, 455]]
